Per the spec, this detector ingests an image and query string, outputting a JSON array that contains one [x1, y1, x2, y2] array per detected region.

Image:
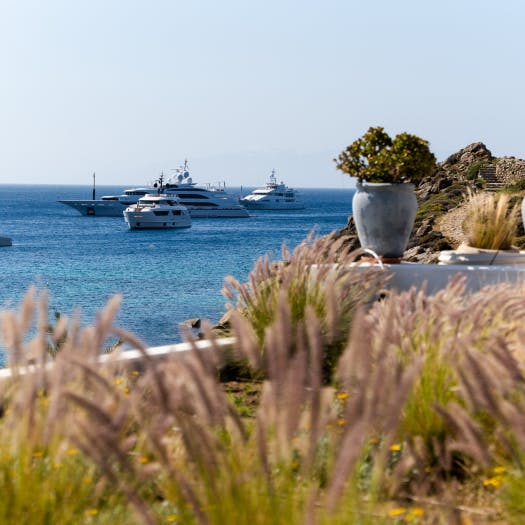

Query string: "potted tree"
[[335, 126, 436, 260]]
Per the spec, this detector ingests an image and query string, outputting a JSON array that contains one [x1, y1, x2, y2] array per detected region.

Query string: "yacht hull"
[[239, 200, 304, 210], [124, 212, 192, 230], [59, 200, 125, 217], [124, 216, 192, 229], [60, 200, 250, 218], [187, 207, 250, 218]]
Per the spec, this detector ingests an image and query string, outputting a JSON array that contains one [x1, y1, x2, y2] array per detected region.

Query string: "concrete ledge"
[[0, 336, 237, 380], [366, 262, 525, 295]]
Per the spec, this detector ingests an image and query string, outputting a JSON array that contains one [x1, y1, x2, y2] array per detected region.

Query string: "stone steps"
[[478, 165, 504, 191]]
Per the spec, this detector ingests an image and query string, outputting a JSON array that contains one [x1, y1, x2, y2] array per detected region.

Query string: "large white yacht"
[[59, 162, 250, 218], [59, 187, 151, 217], [123, 194, 191, 230], [163, 161, 249, 218], [239, 170, 304, 210]]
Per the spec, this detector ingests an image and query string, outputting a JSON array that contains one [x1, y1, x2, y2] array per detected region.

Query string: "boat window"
[[176, 194, 208, 199], [153, 210, 169, 216], [172, 210, 181, 215]]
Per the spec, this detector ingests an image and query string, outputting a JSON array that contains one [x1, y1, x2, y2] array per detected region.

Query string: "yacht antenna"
[[92, 172, 96, 200]]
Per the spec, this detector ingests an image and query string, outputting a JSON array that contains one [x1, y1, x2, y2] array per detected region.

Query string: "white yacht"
[[239, 170, 304, 210], [59, 162, 249, 218], [59, 187, 151, 217], [163, 161, 250, 218], [123, 194, 191, 230]]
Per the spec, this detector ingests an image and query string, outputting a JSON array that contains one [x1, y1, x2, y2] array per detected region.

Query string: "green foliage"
[[466, 161, 483, 180], [334, 126, 436, 183], [501, 466, 525, 524], [503, 177, 525, 193], [0, 444, 131, 525]]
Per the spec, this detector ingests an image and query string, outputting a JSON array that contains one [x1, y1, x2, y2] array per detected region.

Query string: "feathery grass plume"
[[9, 271, 525, 522], [432, 322, 525, 523], [222, 231, 387, 380], [355, 278, 525, 483], [0, 288, 138, 524], [57, 281, 412, 523], [463, 190, 519, 250], [329, 307, 421, 509]]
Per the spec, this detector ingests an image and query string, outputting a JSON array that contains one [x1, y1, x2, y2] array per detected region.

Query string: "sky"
[[1, 0, 525, 188]]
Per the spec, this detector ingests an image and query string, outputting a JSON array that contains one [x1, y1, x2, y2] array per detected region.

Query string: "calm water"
[[0, 184, 354, 352]]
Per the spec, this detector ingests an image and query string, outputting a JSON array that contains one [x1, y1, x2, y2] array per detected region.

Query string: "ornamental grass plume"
[[6, 262, 525, 523], [63, 292, 420, 525], [0, 288, 137, 524], [463, 190, 519, 250], [222, 231, 387, 380], [356, 276, 525, 499]]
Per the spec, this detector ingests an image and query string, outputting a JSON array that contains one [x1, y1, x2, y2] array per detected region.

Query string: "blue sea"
[[0, 185, 354, 353]]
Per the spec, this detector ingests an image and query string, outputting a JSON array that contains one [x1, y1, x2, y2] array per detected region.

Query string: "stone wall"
[[496, 157, 525, 184]]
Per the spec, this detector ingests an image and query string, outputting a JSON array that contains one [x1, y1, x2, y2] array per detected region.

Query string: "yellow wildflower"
[[493, 466, 506, 475], [167, 515, 177, 523], [388, 507, 406, 517], [483, 476, 503, 488], [139, 456, 149, 464], [389, 443, 402, 452], [114, 377, 124, 386], [411, 508, 424, 517], [67, 448, 78, 455], [337, 392, 350, 400], [85, 509, 98, 516], [32, 451, 44, 458], [337, 418, 346, 426]]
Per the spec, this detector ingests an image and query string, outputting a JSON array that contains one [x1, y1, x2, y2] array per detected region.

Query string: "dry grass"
[[463, 191, 519, 250]]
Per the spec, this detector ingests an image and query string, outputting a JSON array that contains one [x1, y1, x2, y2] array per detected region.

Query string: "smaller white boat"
[[123, 194, 192, 230], [239, 170, 304, 210]]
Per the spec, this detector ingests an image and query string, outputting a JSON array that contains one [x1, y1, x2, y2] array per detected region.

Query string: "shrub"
[[334, 126, 436, 184], [466, 161, 483, 180], [503, 177, 525, 193]]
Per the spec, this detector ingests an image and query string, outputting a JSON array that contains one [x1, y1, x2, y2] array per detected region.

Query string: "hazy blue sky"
[[1, 0, 524, 187]]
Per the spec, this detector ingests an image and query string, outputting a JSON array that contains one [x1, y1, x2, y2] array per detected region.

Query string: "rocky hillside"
[[336, 142, 525, 263]]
